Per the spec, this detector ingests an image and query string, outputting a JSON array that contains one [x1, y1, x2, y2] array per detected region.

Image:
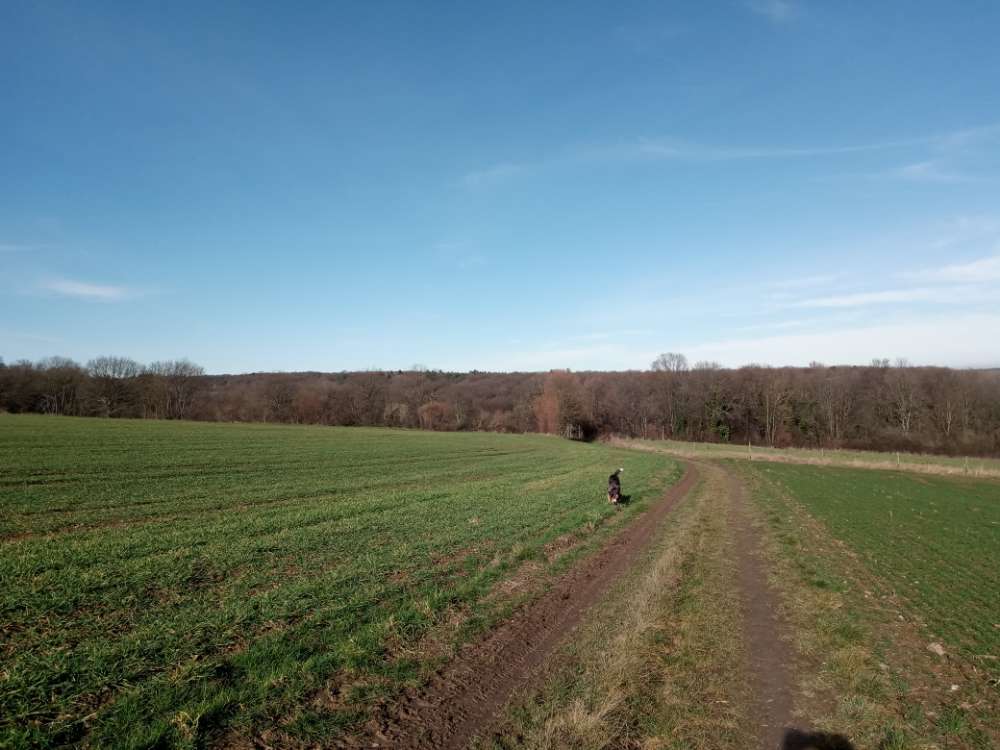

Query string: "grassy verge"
[[0, 415, 678, 748], [740, 460, 999, 749], [617, 438, 1000, 480], [481, 463, 752, 750]]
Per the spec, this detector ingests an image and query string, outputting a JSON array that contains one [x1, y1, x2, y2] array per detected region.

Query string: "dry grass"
[[614, 438, 1000, 481], [481, 464, 751, 750]]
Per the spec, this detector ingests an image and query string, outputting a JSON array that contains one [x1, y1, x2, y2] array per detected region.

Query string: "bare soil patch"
[[725, 465, 798, 749]]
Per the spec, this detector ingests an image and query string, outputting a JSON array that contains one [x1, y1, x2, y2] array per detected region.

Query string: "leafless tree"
[[651, 352, 689, 373], [7, 354, 1000, 456], [145, 359, 206, 419], [87, 356, 141, 416]]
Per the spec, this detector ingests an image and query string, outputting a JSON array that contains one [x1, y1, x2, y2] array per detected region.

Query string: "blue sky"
[[3, 1, 1000, 373]]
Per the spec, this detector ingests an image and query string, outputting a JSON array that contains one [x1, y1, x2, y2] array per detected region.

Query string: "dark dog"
[[607, 467, 623, 504]]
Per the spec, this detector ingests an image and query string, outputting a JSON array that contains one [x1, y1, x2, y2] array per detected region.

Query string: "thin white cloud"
[[566, 329, 653, 342], [596, 132, 941, 164], [459, 122, 1000, 189], [903, 255, 1000, 284], [929, 216, 1000, 249], [745, 0, 798, 23], [466, 312, 1000, 370], [40, 278, 134, 302], [682, 312, 1000, 368], [729, 314, 863, 333], [460, 162, 528, 188], [785, 286, 985, 308], [769, 273, 841, 290], [935, 122, 1000, 150], [887, 160, 968, 183]]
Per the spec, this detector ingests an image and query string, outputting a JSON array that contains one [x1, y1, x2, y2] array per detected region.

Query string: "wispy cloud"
[[785, 285, 993, 309], [683, 312, 1000, 368], [595, 122, 1000, 168], [460, 122, 999, 188], [729, 313, 865, 334], [566, 329, 653, 342], [39, 278, 135, 302], [886, 160, 968, 183], [745, 0, 798, 23], [460, 162, 528, 188], [627, 135, 929, 162], [903, 255, 1000, 284], [929, 215, 1000, 249], [934, 122, 1000, 150], [769, 273, 841, 290]]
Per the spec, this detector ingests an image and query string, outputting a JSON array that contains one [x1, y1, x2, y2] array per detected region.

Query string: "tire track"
[[348, 463, 700, 749], [723, 464, 798, 749]]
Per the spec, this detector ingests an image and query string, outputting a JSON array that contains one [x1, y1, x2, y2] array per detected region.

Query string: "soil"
[[345, 464, 701, 749], [725, 465, 798, 749]]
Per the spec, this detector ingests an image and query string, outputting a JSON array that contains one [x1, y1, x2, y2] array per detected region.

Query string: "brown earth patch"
[[542, 532, 580, 563], [723, 465, 799, 749], [482, 559, 545, 605]]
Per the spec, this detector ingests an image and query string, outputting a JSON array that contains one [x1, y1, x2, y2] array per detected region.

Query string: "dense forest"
[[3, 354, 1000, 456]]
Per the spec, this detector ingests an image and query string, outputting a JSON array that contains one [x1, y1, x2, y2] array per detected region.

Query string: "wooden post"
[[896, 452, 900, 467], [748, 437, 752, 461]]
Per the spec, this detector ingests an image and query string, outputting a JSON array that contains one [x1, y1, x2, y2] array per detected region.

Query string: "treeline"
[[0, 356, 205, 421], [2, 354, 1000, 456]]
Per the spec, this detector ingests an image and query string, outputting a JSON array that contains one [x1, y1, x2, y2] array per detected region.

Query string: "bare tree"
[[87, 356, 141, 416], [146, 359, 205, 419], [6, 354, 1000, 457], [651, 352, 689, 373], [37, 357, 86, 415], [886, 367, 919, 435], [265, 379, 296, 422], [817, 371, 854, 445]]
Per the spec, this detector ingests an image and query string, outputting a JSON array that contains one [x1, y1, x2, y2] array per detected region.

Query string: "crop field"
[[0, 415, 678, 749], [745, 461, 1000, 674]]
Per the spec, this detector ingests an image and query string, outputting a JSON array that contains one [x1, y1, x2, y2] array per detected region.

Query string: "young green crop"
[[746, 462, 1000, 668], [0, 414, 678, 749]]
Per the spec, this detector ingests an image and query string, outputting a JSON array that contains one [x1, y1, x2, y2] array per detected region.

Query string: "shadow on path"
[[782, 728, 856, 749]]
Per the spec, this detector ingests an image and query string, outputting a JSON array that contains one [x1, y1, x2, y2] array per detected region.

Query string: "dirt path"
[[723, 463, 798, 749], [347, 464, 700, 749]]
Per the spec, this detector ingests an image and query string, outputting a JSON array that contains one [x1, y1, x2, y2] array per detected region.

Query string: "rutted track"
[[723, 464, 798, 749], [348, 463, 699, 749]]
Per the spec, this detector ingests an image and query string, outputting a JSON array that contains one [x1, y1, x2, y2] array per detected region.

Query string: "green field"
[[0, 415, 678, 748], [744, 461, 1000, 668]]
